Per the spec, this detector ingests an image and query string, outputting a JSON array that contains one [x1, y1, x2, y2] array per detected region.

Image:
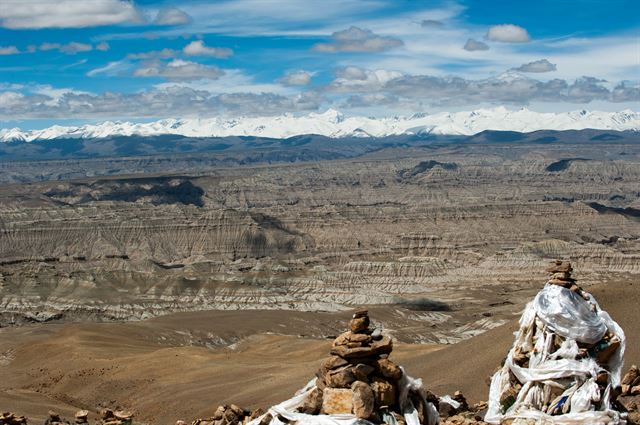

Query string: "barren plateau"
[[0, 131, 639, 421]]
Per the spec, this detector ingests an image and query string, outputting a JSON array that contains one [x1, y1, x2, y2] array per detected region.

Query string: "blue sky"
[[0, 0, 638, 129]]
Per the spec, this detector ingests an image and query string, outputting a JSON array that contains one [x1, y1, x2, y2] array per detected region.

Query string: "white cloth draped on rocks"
[[486, 283, 626, 424], [247, 373, 439, 425]]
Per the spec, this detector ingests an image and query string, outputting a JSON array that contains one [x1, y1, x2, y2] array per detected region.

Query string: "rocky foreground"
[[2, 371, 638, 425], [2, 312, 639, 425]]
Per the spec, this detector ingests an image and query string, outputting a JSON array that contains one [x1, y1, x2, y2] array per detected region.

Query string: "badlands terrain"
[[0, 128, 639, 422]]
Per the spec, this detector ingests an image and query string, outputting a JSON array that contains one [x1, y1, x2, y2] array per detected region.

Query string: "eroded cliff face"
[[1, 140, 639, 343]]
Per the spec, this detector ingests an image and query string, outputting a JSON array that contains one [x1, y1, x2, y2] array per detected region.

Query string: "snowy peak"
[[2, 107, 639, 142]]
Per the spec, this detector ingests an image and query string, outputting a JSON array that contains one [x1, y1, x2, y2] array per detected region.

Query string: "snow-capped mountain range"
[[1, 107, 639, 142]]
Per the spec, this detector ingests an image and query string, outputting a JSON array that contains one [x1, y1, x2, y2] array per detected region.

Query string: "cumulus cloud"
[[39, 42, 93, 54], [133, 59, 225, 81], [0, 46, 19, 55], [313, 26, 403, 53], [2, 70, 637, 121], [183, 40, 233, 58], [330, 66, 403, 92], [0, 0, 143, 29], [463, 39, 489, 51], [343, 93, 398, 108], [0, 86, 323, 119], [611, 81, 640, 102], [421, 19, 444, 28], [96, 42, 110, 52], [154, 7, 192, 25], [381, 74, 637, 106], [324, 67, 639, 108], [486, 24, 531, 43], [127, 48, 177, 60], [278, 70, 313, 86], [514, 59, 557, 73]]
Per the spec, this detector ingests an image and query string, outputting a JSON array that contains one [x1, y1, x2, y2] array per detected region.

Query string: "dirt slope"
[[0, 281, 636, 424]]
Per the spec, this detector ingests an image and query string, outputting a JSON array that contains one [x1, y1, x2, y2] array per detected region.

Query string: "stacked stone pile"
[[486, 260, 626, 424], [287, 307, 436, 424]]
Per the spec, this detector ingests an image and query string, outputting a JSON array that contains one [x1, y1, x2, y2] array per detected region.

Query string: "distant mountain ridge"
[[2, 107, 639, 142]]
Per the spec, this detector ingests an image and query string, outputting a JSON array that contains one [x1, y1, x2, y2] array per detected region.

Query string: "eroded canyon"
[[1, 134, 639, 346]]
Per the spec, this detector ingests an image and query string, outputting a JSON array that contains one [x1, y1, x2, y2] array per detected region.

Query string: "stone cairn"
[[486, 260, 626, 423], [294, 307, 436, 424]]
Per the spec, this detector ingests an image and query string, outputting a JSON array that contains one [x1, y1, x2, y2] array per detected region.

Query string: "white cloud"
[[313, 26, 404, 53], [278, 70, 313, 86], [183, 40, 233, 58], [2, 70, 638, 121], [463, 39, 489, 51], [421, 19, 444, 28], [39, 42, 93, 54], [134, 59, 225, 81], [86, 60, 131, 77], [0, 0, 143, 29], [330, 66, 404, 92], [154, 7, 192, 25], [96, 42, 110, 52], [0, 46, 19, 55], [514, 59, 557, 73], [61, 59, 89, 70], [0, 85, 322, 119], [127, 48, 178, 60], [486, 24, 531, 43], [352, 70, 639, 107], [154, 69, 294, 95]]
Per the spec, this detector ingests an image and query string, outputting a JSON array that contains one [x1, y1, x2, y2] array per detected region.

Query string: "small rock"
[[223, 408, 238, 424], [74, 410, 89, 424], [353, 308, 368, 318], [350, 316, 369, 333], [229, 404, 245, 417], [298, 387, 323, 414], [377, 358, 403, 381], [618, 394, 640, 412], [320, 355, 349, 371], [325, 366, 356, 388], [453, 390, 469, 411], [322, 388, 354, 414], [352, 363, 375, 381], [258, 413, 272, 425], [113, 411, 132, 421], [371, 328, 382, 340], [622, 366, 640, 392], [439, 400, 458, 418], [100, 409, 115, 421], [352, 381, 375, 419], [348, 333, 371, 344], [212, 406, 226, 420], [248, 408, 265, 421], [371, 377, 396, 407]]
